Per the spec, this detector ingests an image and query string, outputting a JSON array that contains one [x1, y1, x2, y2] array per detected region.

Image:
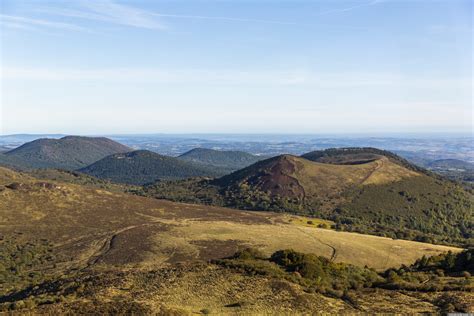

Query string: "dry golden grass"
[[128, 265, 352, 314], [292, 156, 420, 197], [0, 166, 33, 183], [147, 218, 459, 270], [31, 265, 464, 315]]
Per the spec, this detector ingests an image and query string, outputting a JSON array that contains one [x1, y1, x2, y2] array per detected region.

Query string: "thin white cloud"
[[38, 8, 165, 30], [27, 0, 379, 32], [0, 21, 37, 31], [73, 0, 166, 29], [1, 0, 395, 35], [4, 0, 166, 31], [36, 0, 297, 30], [0, 14, 87, 32], [149, 13, 297, 25], [316, 0, 384, 16]]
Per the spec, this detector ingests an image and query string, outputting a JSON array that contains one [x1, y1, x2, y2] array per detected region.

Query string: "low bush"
[[216, 248, 381, 295]]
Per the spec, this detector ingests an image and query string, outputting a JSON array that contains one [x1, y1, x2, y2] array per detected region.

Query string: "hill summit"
[[214, 153, 420, 210], [301, 147, 425, 171]]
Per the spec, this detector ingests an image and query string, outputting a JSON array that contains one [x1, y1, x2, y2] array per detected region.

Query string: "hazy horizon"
[[1, 131, 473, 138]]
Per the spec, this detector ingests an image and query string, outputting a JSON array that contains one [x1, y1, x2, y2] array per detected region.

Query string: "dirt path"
[[294, 227, 337, 262], [360, 158, 385, 185], [86, 225, 141, 266]]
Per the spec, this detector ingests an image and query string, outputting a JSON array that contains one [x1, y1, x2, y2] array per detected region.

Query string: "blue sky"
[[0, 0, 472, 135]]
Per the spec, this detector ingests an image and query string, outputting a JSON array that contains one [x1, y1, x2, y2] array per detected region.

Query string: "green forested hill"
[[79, 150, 224, 185], [0, 154, 31, 170], [0, 136, 131, 170]]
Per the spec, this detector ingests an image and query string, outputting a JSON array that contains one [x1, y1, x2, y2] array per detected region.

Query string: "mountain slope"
[[1, 136, 131, 170], [79, 150, 224, 185], [212, 154, 421, 212], [216, 153, 420, 193], [178, 148, 264, 172], [0, 153, 31, 170], [144, 149, 474, 246]]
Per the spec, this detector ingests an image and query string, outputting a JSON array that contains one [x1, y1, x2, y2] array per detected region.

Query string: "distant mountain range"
[[177, 148, 265, 173], [0, 137, 268, 184], [0, 136, 131, 170], [79, 150, 224, 185]]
